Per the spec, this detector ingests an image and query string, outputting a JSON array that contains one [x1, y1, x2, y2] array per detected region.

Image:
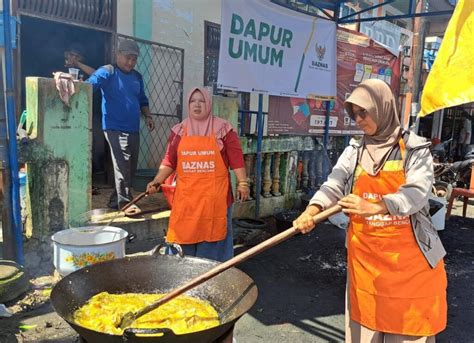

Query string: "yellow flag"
[[418, 0, 474, 117]]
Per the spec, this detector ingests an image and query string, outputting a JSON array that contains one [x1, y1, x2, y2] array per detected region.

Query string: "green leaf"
[[18, 324, 37, 331]]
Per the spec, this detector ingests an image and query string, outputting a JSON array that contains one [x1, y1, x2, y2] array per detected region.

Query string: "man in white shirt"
[[458, 111, 472, 158]]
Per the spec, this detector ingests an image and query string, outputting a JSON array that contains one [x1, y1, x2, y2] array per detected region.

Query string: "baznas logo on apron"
[[181, 160, 216, 172]]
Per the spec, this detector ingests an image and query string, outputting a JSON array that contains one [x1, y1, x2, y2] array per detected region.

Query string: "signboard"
[[217, 0, 336, 99], [360, 19, 401, 56], [268, 29, 400, 136]]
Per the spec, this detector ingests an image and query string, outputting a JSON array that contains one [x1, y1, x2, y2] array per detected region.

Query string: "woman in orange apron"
[[146, 87, 249, 262], [294, 79, 447, 342]]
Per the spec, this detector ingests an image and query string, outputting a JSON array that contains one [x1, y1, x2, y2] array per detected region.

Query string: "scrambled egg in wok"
[[73, 292, 220, 335]]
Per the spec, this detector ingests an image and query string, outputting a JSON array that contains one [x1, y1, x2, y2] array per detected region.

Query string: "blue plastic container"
[[19, 171, 27, 221]]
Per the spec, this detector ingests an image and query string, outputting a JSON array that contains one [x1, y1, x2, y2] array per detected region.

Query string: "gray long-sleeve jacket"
[[309, 131, 446, 268]]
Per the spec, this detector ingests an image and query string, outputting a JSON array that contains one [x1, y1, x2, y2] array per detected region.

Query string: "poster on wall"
[[268, 28, 400, 136], [217, 0, 336, 99]]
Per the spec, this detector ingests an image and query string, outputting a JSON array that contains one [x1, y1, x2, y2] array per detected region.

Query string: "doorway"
[[19, 15, 112, 180]]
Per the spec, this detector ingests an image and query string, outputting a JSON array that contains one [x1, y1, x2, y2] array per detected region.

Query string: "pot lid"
[[0, 260, 23, 281]]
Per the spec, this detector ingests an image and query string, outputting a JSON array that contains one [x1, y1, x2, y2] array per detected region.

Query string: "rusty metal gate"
[[116, 35, 184, 170]]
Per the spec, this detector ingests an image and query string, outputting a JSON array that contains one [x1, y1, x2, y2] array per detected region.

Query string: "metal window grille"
[[271, 0, 324, 16], [204, 21, 220, 88], [117, 35, 184, 170], [16, 0, 116, 31]]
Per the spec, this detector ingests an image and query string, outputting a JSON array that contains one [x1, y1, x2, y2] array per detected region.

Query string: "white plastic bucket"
[[51, 226, 128, 276]]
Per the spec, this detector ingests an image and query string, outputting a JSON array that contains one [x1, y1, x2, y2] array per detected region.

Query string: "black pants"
[[104, 130, 139, 208]]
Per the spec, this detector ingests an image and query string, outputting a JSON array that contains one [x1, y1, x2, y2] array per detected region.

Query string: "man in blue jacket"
[[87, 39, 155, 214]]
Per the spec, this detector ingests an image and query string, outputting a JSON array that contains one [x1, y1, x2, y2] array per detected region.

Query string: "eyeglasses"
[[351, 109, 368, 120]]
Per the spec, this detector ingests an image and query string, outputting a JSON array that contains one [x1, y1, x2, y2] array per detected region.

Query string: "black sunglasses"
[[350, 108, 368, 120]]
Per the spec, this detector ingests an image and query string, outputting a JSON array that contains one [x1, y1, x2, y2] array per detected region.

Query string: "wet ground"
[[0, 200, 473, 342]]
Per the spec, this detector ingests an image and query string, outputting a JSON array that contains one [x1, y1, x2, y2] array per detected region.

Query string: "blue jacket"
[[87, 65, 149, 133]]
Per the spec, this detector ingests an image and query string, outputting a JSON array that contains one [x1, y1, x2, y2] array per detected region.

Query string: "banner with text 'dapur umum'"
[[217, 0, 336, 99]]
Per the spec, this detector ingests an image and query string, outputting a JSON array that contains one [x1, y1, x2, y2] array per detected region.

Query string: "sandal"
[[123, 204, 142, 217]]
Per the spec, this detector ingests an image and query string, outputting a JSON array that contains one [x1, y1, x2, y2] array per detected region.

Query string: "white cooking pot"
[[51, 226, 131, 276]]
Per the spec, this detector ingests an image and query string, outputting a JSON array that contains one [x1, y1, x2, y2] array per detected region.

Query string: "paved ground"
[[0, 199, 473, 342], [234, 213, 474, 343]]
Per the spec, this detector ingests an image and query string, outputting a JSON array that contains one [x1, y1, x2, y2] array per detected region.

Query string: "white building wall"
[[116, 0, 134, 36], [115, 0, 223, 116], [149, 0, 221, 115]]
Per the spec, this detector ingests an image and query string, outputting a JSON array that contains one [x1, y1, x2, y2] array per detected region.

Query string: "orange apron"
[[348, 139, 447, 336], [167, 126, 229, 244]]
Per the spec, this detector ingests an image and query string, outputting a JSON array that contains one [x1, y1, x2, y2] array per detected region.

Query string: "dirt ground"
[[0, 202, 473, 342]]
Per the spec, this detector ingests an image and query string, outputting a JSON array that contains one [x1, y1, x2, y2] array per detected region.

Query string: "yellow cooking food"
[[73, 292, 220, 335]]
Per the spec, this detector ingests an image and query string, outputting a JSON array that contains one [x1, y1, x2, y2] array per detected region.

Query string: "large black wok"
[[51, 254, 258, 343]]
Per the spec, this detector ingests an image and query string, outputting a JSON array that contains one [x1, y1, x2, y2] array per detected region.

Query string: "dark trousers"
[[104, 130, 139, 208]]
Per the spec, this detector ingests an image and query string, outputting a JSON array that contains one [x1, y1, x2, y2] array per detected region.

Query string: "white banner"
[[217, 0, 336, 99]]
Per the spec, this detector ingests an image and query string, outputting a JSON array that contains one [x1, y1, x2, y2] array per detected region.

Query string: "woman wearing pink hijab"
[[147, 87, 249, 262]]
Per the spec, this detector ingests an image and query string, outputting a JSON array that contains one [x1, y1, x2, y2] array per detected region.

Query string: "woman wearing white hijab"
[[294, 79, 447, 342]]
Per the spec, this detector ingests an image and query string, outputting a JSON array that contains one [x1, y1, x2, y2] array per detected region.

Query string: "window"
[[341, 3, 357, 18], [272, 0, 329, 17], [385, 11, 407, 28], [204, 21, 220, 88]]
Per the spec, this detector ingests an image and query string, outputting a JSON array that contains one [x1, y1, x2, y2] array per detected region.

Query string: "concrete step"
[[86, 209, 170, 242]]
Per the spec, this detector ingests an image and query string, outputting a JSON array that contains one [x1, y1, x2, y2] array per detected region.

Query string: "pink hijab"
[[172, 87, 233, 150]]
